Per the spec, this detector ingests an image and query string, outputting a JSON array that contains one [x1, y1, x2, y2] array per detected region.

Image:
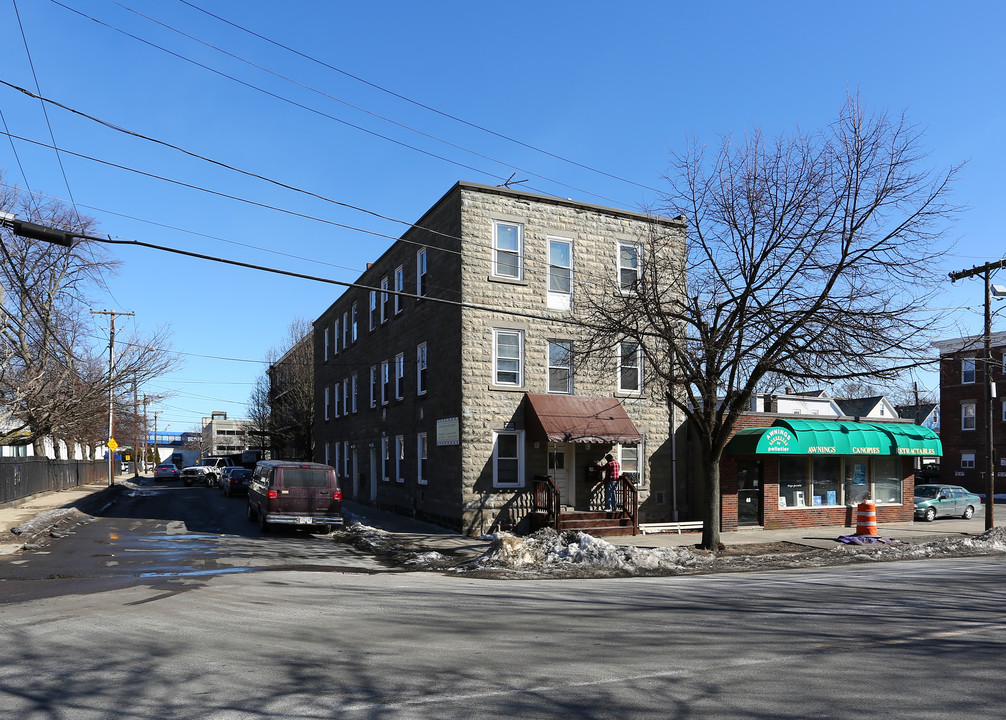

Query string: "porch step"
[[559, 510, 636, 537]]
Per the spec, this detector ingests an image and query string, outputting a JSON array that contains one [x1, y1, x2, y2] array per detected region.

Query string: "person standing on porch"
[[599, 453, 620, 512]]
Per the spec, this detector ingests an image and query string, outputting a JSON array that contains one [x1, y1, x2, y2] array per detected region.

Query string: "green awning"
[[727, 418, 941, 457]]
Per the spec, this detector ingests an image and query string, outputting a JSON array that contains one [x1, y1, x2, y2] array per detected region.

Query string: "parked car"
[[220, 467, 253, 497], [914, 484, 981, 522], [246, 460, 343, 533], [181, 457, 234, 486], [153, 463, 180, 480]]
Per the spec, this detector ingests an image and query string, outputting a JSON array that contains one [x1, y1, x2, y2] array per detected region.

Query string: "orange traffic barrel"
[[856, 500, 877, 536]]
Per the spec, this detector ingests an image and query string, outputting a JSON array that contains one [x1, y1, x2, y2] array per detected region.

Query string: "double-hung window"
[[395, 353, 405, 400], [618, 340, 642, 393], [342, 311, 350, 348], [493, 221, 523, 279], [323, 327, 330, 362], [369, 366, 377, 408], [493, 329, 524, 386], [962, 401, 976, 430], [380, 277, 389, 323], [618, 243, 641, 292], [342, 378, 349, 416], [394, 266, 404, 315], [381, 360, 390, 405], [417, 432, 427, 485], [962, 358, 976, 384], [547, 340, 572, 394], [547, 237, 572, 310], [381, 437, 389, 482], [395, 435, 405, 483], [351, 302, 359, 343], [333, 319, 340, 355], [962, 452, 976, 469], [416, 247, 428, 297], [333, 383, 341, 418], [324, 386, 330, 421], [417, 342, 428, 395], [493, 431, 524, 488], [351, 374, 358, 413], [369, 290, 378, 330]]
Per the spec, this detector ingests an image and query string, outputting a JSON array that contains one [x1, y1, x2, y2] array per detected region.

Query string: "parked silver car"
[[153, 463, 179, 480], [914, 484, 981, 522]]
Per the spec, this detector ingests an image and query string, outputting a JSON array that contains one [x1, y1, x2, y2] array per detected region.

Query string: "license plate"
[[296, 516, 312, 524]]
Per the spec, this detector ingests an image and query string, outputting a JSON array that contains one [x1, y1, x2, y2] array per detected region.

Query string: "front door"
[[737, 460, 762, 526], [548, 444, 574, 507]]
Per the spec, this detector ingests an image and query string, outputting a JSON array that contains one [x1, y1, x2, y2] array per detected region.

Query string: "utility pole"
[[949, 259, 1006, 531], [151, 410, 162, 467], [90, 309, 135, 486]]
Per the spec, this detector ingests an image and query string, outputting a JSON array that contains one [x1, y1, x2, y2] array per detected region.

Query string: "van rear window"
[[281, 468, 331, 488]]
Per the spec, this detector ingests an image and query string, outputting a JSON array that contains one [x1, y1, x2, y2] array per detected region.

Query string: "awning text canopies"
[[726, 418, 942, 457]]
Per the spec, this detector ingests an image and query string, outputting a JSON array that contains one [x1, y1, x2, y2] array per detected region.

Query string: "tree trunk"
[[700, 450, 721, 550]]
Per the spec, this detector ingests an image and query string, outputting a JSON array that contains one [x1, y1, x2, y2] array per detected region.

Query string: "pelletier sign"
[[728, 418, 942, 458]]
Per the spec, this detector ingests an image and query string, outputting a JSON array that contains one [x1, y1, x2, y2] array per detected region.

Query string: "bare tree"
[[1, 178, 178, 455], [579, 98, 960, 549], [248, 318, 313, 461]]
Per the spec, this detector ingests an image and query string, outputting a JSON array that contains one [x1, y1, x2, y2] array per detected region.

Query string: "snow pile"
[[343, 521, 397, 553], [467, 529, 711, 577], [10, 508, 81, 536]]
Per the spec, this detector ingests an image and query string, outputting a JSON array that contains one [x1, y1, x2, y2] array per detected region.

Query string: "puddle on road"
[[137, 564, 386, 578]]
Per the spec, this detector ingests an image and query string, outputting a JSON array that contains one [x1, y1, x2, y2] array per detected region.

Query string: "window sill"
[[489, 384, 525, 392], [488, 275, 528, 286]]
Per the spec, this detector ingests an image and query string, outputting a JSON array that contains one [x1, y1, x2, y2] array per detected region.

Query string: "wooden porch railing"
[[532, 475, 562, 531], [589, 475, 639, 535]]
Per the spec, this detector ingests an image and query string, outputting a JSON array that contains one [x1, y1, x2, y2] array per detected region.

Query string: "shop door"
[[737, 460, 762, 526], [548, 444, 574, 506]]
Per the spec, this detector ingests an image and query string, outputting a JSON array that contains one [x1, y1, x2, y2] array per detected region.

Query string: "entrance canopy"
[[727, 418, 942, 457], [524, 394, 642, 444]]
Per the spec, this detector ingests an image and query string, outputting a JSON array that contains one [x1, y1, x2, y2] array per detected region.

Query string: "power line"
[[176, 0, 662, 195]]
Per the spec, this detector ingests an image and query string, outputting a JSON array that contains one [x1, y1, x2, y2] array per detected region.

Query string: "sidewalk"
[[1, 479, 987, 558]]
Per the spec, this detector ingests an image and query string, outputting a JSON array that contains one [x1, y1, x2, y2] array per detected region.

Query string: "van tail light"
[[332, 490, 343, 501], [267, 489, 278, 499]]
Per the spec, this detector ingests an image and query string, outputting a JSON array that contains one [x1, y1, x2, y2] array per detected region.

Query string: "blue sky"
[[1, 0, 1002, 432]]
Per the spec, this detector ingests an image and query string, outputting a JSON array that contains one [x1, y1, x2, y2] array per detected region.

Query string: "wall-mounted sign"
[[437, 417, 460, 446]]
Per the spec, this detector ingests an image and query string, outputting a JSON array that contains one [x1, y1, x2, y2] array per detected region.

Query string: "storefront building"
[[721, 417, 942, 531]]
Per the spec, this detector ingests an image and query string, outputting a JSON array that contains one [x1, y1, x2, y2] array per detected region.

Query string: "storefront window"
[[811, 457, 841, 506], [779, 457, 807, 508], [844, 461, 870, 505], [872, 456, 902, 504]]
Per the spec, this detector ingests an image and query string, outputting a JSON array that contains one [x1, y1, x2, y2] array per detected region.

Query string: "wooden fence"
[[0, 457, 105, 505]]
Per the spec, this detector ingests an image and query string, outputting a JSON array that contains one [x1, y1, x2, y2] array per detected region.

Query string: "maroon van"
[[246, 460, 343, 533]]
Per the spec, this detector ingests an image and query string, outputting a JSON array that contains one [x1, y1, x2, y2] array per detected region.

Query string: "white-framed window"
[[333, 318, 340, 355], [417, 342, 428, 396], [369, 366, 377, 408], [417, 432, 427, 485], [493, 430, 524, 488], [342, 378, 350, 417], [493, 329, 524, 386], [547, 236, 572, 310], [324, 386, 331, 421], [547, 340, 572, 394], [618, 242, 641, 292], [394, 265, 404, 315], [618, 340, 642, 393], [962, 401, 976, 430], [351, 374, 358, 413], [324, 442, 330, 466], [962, 452, 976, 469], [343, 441, 350, 479], [380, 277, 389, 323], [395, 435, 405, 482], [334, 443, 341, 477], [618, 443, 641, 485], [493, 220, 523, 279], [342, 311, 350, 348], [323, 327, 330, 362], [333, 382, 341, 418], [351, 302, 359, 342], [381, 437, 389, 481], [369, 290, 378, 330], [962, 358, 976, 384], [395, 353, 405, 400], [381, 360, 390, 405], [417, 247, 428, 297]]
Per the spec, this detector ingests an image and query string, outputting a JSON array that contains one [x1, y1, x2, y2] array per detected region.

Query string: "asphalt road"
[[2, 481, 1006, 719]]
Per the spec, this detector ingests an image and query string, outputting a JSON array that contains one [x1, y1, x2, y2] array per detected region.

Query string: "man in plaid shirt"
[[601, 453, 620, 511]]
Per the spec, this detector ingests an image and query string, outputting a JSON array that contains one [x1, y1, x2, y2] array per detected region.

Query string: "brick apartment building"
[[934, 331, 1006, 494], [313, 181, 685, 535]]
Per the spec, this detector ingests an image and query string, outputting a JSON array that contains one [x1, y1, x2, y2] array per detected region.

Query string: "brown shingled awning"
[[524, 394, 642, 444]]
